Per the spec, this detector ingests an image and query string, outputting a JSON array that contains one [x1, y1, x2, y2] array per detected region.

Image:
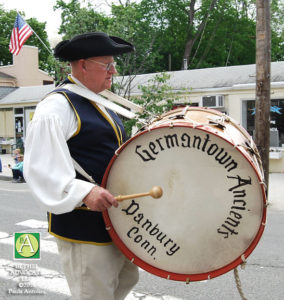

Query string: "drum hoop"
[[159, 107, 254, 141], [102, 123, 267, 282]]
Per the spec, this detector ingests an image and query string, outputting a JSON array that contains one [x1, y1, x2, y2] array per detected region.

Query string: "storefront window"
[[246, 99, 284, 147], [14, 108, 23, 115]]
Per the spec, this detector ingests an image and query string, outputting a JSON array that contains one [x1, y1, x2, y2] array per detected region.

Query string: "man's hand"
[[83, 186, 118, 211]]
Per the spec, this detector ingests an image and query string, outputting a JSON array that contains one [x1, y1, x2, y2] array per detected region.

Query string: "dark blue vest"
[[48, 80, 125, 244]]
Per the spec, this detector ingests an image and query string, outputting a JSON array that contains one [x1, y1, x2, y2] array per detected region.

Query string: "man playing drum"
[[24, 32, 139, 300]]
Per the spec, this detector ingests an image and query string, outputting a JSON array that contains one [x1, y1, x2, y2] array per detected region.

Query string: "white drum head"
[[103, 125, 266, 281]]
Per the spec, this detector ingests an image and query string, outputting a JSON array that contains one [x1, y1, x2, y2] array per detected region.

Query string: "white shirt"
[[24, 76, 111, 214]]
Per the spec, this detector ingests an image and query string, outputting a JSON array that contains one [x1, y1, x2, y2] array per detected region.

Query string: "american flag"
[[9, 13, 33, 55]]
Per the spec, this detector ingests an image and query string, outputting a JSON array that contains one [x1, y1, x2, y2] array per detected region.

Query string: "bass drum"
[[102, 107, 267, 282]]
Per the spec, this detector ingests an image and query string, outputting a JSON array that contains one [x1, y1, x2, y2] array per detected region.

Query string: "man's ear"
[[79, 59, 87, 72]]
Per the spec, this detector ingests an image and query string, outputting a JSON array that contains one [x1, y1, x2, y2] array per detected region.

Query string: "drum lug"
[[208, 120, 226, 130], [168, 114, 185, 120]]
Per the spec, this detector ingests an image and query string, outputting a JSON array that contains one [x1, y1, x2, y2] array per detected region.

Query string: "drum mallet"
[[115, 186, 163, 202]]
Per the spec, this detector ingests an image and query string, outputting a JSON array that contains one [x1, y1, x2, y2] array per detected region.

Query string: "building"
[[115, 62, 284, 172], [0, 46, 54, 154], [0, 45, 54, 87], [0, 58, 283, 172]]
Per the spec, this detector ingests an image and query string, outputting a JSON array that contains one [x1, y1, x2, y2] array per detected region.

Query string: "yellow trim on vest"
[[75, 206, 90, 211], [48, 212, 113, 246], [49, 231, 113, 246], [91, 102, 122, 147], [61, 91, 81, 137], [67, 75, 76, 84], [65, 77, 121, 143], [114, 119, 123, 144]]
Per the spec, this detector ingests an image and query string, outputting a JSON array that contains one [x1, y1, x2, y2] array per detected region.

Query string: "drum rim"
[[102, 124, 267, 282], [158, 106, 253, 141]]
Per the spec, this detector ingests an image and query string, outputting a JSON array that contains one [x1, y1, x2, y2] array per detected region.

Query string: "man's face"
[[83, 56, 117, 93]]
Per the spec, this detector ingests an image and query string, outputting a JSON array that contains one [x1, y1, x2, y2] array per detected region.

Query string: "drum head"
[[102, 125, 266, 282]]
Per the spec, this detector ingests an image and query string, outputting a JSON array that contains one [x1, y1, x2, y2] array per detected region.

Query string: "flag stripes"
[[9, 13, 33, 55]]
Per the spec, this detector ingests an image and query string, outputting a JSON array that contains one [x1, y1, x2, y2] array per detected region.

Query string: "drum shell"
[[102, 107, 267, 282]]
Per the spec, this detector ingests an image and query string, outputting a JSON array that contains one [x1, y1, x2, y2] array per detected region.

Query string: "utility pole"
[[255, 0, 271, 188]]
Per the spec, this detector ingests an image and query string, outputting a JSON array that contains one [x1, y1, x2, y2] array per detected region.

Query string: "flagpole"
[[30, 27, 53, 55], [16, 12, 60, 83], [18, 13, 53, 55]]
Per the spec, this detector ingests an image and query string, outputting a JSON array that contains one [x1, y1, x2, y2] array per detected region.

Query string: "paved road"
[[0, 176, 283, 300]]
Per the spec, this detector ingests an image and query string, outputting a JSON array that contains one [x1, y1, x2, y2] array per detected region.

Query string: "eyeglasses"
[[87, 59, 117, 71]]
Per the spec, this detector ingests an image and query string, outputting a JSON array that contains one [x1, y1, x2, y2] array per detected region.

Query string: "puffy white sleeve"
[[23, 93, 94, 215]]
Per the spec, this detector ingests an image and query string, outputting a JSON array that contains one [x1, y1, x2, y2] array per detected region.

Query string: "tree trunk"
[[181, 0, 218, 70], [255, 0, 271, 188]]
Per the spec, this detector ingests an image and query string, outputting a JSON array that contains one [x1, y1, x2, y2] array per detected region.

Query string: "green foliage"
[[53, 0, 111, 81], [1, 0, 283, 79], [191, 1, 257, 68], [0, 7, 17, 66], [107, 2, 158, 76], [0, 5, 52, 73], [52, 0, 284, 76], [24, 18, 53, 73], [123, 73, 181, 137], [137, 0, 188, 72], [54, 0, 110, 38]]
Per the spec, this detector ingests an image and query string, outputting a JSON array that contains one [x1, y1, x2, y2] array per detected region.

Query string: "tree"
[[54, 0, 110, 38], [122, 73, 179, 137], [53, 0, 284, 78], [182, 0, 218, 69], [0, 5, 52, 73], [0, 7, 17, 65], [107, 1, 166, 96], [270, 0, 284, 61], [137, 0, 189, 72], [191, 1, 257, 69], [53, 0, 112, 82]]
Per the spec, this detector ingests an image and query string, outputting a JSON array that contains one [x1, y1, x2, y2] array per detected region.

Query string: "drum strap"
[[62, 83, 136, 119], [72, 158, 96, 184]]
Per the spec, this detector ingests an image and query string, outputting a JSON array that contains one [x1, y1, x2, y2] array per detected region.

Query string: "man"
[[24, 32, 139, 300]]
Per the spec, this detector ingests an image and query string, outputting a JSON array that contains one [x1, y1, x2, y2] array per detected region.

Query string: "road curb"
[[0, 175, 12, 181]]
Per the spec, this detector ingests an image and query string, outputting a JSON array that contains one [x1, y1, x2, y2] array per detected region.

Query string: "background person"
[[10, 154, 24, 183], [23, 32, 138, 300], [12, 148, 21, 164]]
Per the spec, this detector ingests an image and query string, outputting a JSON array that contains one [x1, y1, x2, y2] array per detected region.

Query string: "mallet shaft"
[[115, 186, 163, 202], [115, 192, 150, 201]]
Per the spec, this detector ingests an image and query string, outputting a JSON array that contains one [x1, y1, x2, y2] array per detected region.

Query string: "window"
[[202, 95, 224, 108], [14, 108, 23, 115], [246, 99, 284, 147]]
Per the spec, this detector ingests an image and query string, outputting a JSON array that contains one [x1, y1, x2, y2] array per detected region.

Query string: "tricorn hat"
[[54, 32, 135, 61]]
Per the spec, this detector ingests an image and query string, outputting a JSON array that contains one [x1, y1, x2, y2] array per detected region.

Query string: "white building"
[[115, 62, 284, 172], [1, 60, 283, 172]]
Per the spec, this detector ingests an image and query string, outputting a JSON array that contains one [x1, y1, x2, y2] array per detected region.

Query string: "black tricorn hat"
[[54, 32, 135, 61]]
